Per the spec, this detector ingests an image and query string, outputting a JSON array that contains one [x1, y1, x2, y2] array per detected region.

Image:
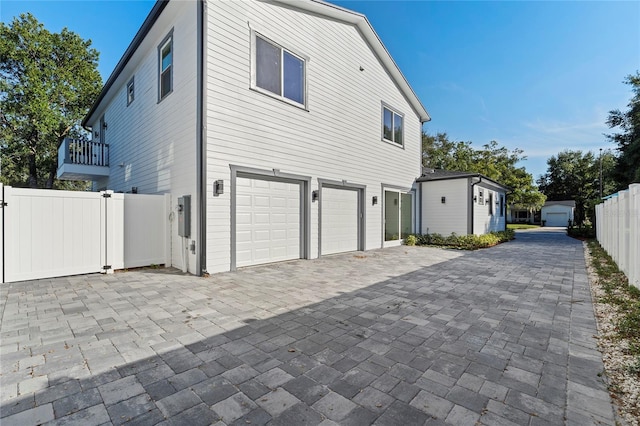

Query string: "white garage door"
[[236, 177, 301, 267], [546, 212, 568, 227], [321, 187, 359, 255]]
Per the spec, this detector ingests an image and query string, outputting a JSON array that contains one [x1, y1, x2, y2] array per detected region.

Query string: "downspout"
[[196, 0, 207, 276], [469, 176, 482, 235]]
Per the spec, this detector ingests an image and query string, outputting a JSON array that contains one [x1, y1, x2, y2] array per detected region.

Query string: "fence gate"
[[1, 184, 169, 284]]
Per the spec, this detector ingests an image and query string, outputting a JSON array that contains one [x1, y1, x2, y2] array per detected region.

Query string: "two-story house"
[[59, 0, 430, 275]]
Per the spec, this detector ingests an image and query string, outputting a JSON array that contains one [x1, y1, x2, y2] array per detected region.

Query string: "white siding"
[[204, 1, 423, 273], [473, 183, 506, 235], [420, 179, 469, 236], [88, 1, 199, 273]]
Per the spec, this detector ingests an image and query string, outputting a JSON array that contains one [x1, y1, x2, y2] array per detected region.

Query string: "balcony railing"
[[59, 138, 109, 167], [57, 138, 110, 181]]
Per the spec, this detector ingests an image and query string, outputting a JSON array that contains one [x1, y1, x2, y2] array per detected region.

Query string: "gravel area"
[[584, 241, 640, 426]]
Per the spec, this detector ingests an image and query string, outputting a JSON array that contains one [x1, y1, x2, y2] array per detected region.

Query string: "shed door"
[[236, 177, 301, 267], [546, 212, 568, 227], [321, 187, 359, 255]]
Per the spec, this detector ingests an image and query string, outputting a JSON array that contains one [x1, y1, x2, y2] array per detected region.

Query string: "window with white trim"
[[489, 193, 494, 215], [158, 32, 173, 101], [382, 106, 403, 146], [253, 33, 306, 106], [126, 77, 135, 106]]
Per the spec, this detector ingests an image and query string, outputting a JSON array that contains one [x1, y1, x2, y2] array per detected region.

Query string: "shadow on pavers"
[[0, 231, 613, 425]]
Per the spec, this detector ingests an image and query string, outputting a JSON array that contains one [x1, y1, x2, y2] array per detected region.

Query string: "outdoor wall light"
[[312, 190, 319, 202], [213, 180, 224, 196], [131, 187, 138, 194], [102, 122, 108, 130], [441, 196, 446, 204], [372, 196, 378, 205], [473, 195, 477, 202]]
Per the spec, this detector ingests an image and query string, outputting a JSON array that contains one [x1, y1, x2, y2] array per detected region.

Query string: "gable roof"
[[416, 169, 510, 191], [83, 0, 430, 127], [543, 200, 576, 208]]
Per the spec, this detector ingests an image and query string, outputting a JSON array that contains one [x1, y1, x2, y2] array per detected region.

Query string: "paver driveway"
[[0, 228, 616, 425]]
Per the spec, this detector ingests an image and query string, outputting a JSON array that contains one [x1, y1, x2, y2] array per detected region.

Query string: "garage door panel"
[[546, 212, 568, 227], [321, 187, 359, 255], [236, 177, 301, 267]]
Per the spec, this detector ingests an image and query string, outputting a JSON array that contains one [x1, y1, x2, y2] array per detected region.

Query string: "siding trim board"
[[197, 0, 206, 275], [317, 179, 366, 255], [229, 165, 311, 271]]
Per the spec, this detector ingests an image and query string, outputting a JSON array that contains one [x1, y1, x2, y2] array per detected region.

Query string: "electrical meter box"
[[177, 195, 191, 238]]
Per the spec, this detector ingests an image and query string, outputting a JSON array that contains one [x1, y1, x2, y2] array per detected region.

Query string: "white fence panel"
[[3, 187, 104, 282], [123, 193, 170, 269], [1, 187, 169, 283], [597, 183, 640, 288]]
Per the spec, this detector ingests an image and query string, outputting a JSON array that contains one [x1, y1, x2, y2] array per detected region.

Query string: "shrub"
[[567, 222, 595, 239], [405, 229, 515, 250], [404, 234, 417, 246]]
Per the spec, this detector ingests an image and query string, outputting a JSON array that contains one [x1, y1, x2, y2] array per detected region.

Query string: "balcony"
[[57, 138, 110, 181]]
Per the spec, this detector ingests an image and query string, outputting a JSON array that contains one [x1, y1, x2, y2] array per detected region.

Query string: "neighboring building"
[[508, 206, 540, 224], [417, 170, 509, 236], [541, 200, 575, 227], [57, 0, 430, 275]]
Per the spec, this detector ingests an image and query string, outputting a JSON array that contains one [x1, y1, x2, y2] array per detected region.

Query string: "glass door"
[[384, 190, 413, 245]]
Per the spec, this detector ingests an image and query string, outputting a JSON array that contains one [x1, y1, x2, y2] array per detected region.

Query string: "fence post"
[[0, 183, 4, 284], [630, 184, 640, 288]]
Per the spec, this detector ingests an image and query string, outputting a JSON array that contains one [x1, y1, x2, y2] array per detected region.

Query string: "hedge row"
[[404, 229, 515, 250]]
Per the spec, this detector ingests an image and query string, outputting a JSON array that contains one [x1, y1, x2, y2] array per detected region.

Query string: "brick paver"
[[0, 228, 616, 425]]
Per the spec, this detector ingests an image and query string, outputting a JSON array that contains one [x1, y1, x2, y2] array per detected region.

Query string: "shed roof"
[[416, 169, 510, 191], [543, 200, 576, 208]]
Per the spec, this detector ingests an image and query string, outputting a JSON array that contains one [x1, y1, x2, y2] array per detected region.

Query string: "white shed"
[[418, 170, 509, 236], [541, 200, 575, 227]]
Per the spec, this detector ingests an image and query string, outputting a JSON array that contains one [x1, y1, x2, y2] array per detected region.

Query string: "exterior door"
[[384, 190, 413, 246]]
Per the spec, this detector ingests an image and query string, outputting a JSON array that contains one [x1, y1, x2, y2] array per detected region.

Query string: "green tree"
[[537, 150, 616, 224], [606, 72, 640, 187], [0, 13, 102, 188], [422, 132, 545, 210]]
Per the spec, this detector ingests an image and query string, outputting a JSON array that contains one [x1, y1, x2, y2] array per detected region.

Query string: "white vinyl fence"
[[1, 184, 170, 283], [596, 183, 640, 289]]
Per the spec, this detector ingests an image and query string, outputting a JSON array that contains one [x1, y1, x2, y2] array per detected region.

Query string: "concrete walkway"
[[0, 228, 616, 425]]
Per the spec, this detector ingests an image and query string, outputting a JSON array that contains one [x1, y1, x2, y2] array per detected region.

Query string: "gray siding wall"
[[420, 179, 469, 236], [473, 183, 506, 234], [204, 1, 423, 273], [88, 0, 199, 273]]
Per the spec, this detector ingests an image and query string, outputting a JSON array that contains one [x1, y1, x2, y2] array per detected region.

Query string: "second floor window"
[[254, 34, 305, 106], [383, 106, 403, 146], [158, 32, 173, 101], [127, 77, 135, 106]]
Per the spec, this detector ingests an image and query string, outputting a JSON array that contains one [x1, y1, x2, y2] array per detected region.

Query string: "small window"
[[500, 195, 504, 217], [489, 193, 494, 215], [158, 32, 173, 101], [126, 77, 135, 106], [254, 33, 305, 106], [478, 190, 484, 204], [382, 106, 403, 146]]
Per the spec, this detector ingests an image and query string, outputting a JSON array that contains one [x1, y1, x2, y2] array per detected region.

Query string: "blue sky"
[[2, 1, 638, 179]]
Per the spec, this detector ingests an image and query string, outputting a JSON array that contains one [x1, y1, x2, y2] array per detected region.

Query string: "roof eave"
[[278, 0, 431, 122], [82, 0, 169, 127]]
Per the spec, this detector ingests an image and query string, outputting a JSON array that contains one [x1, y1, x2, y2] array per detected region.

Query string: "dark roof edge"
[[417, 173, 511, 191], [82, 0, 168, 127]]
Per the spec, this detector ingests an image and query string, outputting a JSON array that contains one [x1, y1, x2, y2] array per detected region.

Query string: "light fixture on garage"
[[213, 180, 224, 196], [372, 196, 378, 205], [312, 190, 319, 202]]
